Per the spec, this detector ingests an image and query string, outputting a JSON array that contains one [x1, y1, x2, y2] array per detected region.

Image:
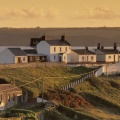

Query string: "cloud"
[[44, 7, 59, 19], [73, 6, 120, 20], [0, 7, 59, 20]]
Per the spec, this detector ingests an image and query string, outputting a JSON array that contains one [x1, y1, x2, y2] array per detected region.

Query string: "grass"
[[73, 76, 120, 119], [0, 66, 93, 97]]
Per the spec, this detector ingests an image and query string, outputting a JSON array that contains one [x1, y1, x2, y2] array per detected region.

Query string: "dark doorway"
[[59, 56, 62, 62], [17, 96, 22, 104], [17, 57, 21, 63]]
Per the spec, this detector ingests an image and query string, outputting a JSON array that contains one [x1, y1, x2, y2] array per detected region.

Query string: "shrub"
[[69, 88, 77, 93], [10, 109, 35, 116]]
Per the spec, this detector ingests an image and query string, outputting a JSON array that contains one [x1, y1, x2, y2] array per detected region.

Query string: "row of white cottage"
[[0, 35, 119, 64]]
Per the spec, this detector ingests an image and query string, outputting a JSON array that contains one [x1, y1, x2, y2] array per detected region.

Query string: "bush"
[[69, 88, 77, 93], [24, 116, 37, 120], [10, 109, 35, 116]]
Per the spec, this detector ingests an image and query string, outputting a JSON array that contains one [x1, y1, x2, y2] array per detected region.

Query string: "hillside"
[[0, 27, 120, 46], [0, 66, 93, 97], [72, 76, 120, 119], [0, 66, 120, 119]]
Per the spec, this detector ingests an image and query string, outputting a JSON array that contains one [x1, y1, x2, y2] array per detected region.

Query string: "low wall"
[[0, 62, 66, 69], [103, 63, 120, 75]]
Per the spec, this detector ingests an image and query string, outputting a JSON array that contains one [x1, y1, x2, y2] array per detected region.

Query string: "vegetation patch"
[[39, 89, 91, 108]]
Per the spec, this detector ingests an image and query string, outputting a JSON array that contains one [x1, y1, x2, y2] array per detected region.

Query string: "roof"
[[23, 49, 37, 54], [96, 49, 119, 54], [73, 49, 96, 55], [0, 84, 22, 92], [8, 48, 27, 56], [46, 40, 71, 46], [23, 49, 47, 56]]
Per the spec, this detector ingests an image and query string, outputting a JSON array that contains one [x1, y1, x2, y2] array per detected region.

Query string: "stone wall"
[[0, 62, 66, 69]]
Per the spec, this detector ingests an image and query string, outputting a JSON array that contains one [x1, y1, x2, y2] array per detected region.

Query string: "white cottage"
[[0, 48, 27, 64], [71, 47, 96, 63], [95, 43, 120, 63], [37, 35, 71, 63]]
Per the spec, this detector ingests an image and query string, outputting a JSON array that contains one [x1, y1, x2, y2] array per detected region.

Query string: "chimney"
[[114, 43, 117, 50], [61, 34, 66, 41], [41, 34, 46, 40], [97, 43, 101, 49], [85, 46, 88, 50], [101, 46, 104, 49]]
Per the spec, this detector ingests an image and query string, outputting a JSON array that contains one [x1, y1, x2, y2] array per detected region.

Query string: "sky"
[[0, 0, 120, 28]]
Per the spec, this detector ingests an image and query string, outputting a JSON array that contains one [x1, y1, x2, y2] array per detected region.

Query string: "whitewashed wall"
[[0, 48, 14, 64], [105, 54, 119, 62], [14, 56, 28, 63]]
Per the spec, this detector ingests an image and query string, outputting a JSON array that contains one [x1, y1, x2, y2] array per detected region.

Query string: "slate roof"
[[99, 49, 119, 54], [23, 49, 37, 54], [46, 40, 71, 46], [8, 48, 26, 56], [0, 84, 22, 92], [95, 49, 118, 54], [73, 49, 96, 55]]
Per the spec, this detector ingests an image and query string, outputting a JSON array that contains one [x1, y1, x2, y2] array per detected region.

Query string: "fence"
[[61, 66, 103, 90]]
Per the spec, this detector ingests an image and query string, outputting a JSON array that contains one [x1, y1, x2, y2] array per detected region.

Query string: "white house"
[[0, 84, 27, 110], [95, 43, 120, 63], [0, 48, 27, 64], [37, 35, 71, 63], [71, 47, 96, 63]]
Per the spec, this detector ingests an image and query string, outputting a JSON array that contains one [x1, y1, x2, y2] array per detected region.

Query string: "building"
[[23, 49, 47, 62], [71, 47, 96, 63], [37, 35, 71, 63], [0, 84, 27, 110], [95, 43, 120, 63], [0, 48, 27, 64]]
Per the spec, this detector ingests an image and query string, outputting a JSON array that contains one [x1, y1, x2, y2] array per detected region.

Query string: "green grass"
[[0, 66, 93, 97], [73, 76, 120, 119]]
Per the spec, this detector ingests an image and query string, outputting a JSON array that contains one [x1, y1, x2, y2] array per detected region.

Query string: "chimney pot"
[[101, 46, 104, 49], [61, 34, 66, 41], [85, 46, 88, 50], [97, 43, 101, 49], [114, 43, 117, 50], [42, 33, 46, 40]]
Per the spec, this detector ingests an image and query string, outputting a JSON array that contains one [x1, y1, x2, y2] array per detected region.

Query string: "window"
[[91, 56, 93, 60], [23, 57, 25, 61], [36, 56, 39, 60], [54, 47, 56, 52], [30, 56, 33, 60], [65, 47, 67, 52], [108, 56, 111, 59], [82, 56, 84, 60], [8, 94, 10, 102], [60, 47, 62, 52]]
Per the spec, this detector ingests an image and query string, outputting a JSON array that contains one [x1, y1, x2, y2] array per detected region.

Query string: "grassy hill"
[[72, 76, 120, 119], [0, 66, 93, 97], [0, 66, 120, 119]]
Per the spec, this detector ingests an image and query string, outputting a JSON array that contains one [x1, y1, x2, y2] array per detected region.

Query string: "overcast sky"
[[0, 0, 120, 28]]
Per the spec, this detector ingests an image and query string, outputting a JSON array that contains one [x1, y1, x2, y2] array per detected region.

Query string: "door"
[[17, 57, 21, 63], [59, 56, 62, 62]]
